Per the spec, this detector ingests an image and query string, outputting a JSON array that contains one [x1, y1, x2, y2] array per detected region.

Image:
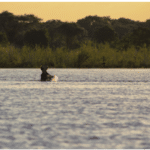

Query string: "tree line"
[[1, 11, 150, 50], [0, 11, 150, 68]]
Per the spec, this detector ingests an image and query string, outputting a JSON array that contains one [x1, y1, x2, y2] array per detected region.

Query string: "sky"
[[0, 2, 150, 22]]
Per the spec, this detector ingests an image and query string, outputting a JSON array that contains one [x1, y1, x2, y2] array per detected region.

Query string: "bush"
[[0, 41, 150, 68], [0, 32, 9, 47]]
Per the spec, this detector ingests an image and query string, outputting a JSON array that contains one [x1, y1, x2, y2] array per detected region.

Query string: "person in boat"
[[41, 65, 53, 81]]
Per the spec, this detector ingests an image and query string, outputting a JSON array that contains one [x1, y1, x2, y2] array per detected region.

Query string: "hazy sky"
[[0, 2, 150, 22]]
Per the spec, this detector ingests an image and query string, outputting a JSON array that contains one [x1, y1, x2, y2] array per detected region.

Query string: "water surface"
[[0, 68, 150, 148]]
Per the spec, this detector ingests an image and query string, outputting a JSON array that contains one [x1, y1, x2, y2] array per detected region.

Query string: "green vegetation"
[[0, 42, 150, 68], [0, 11, 150, 68]]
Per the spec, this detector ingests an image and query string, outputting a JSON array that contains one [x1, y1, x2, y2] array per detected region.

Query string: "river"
[[0, 68, 150, 148]]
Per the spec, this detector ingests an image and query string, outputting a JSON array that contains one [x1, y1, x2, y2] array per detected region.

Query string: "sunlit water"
[[0, 68, 150, 148]]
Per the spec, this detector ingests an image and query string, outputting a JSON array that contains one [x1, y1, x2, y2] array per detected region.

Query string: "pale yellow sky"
[[0, 2, 150, 22]]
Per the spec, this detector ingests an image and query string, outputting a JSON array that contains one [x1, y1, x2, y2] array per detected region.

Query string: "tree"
[[116, 27, 150, 50], [43, 20, 64, 50], [0, 11, 42, 46], [117, 17, 135, 25], [145, 19, 150, 28], [17, 14, 42, 23], [77, 15, 111, 40], [24, 29, 49, 48], [0, 11, 18, 44], [16, 14, 42, 32], [57, 22, 86, 50], [112, 22, 133, 39], [130, 27, 150, 47], [93, 25, 118, 44], [0, 32, 9, 46]]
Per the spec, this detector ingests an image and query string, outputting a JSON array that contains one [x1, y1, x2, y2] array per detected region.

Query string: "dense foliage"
[[0, 43, 150, 68], [0, 11, 150, 68]]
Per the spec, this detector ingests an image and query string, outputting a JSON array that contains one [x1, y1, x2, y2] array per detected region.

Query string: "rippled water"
[[0, 68, 150, 148]]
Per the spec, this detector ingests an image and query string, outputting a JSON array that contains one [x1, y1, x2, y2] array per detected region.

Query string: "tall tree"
[[43, 20, 64, 50], [130, 27, 150, 47], [77, 15, 111, 40], [24, 29, 49, 48], [0, 11, 18, 44], [57, 22, 86, 50], [0, 11, 42, 46], [93, 25, 118, 44]]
